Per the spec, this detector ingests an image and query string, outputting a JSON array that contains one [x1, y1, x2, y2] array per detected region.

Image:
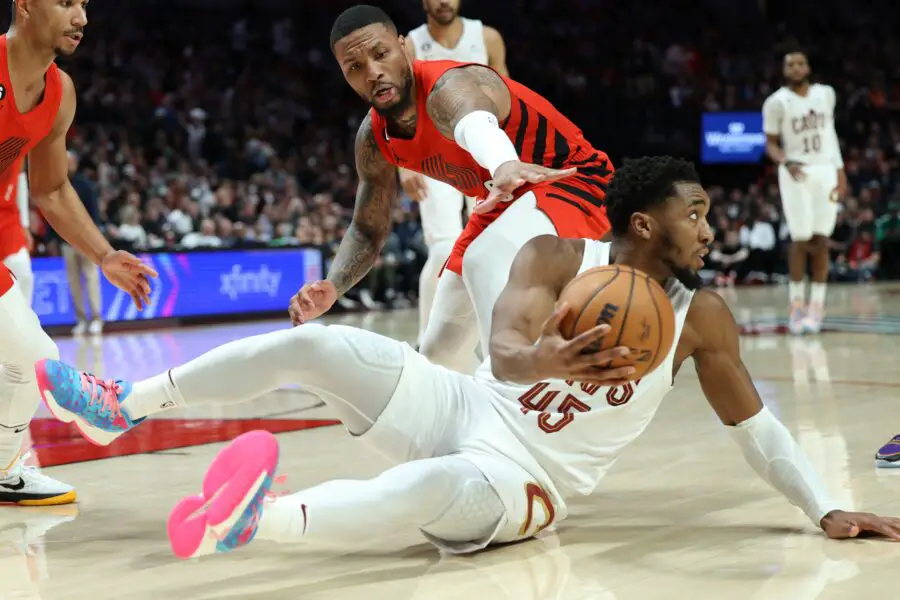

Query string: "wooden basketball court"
[[5, 283, 900, 599]]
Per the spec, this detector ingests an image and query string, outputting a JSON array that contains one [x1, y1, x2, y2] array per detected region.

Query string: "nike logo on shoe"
[[1, 477, 25, 491], [0, 423, 28, 434]]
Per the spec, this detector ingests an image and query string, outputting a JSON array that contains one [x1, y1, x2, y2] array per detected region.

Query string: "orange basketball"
[[558, 265, 676, 381]]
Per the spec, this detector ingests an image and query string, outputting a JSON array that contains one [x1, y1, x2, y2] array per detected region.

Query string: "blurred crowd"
[[15, 0, 900, 308]]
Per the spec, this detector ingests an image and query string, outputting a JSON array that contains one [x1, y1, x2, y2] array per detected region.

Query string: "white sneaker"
[[71, 321, 87, 336], [803, 303, 824, 334], [88, 320, 103, 336], [0, 453, 77, 506], [788, 303, 806, 336]]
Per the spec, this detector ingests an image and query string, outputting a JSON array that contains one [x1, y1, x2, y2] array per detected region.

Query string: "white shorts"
[[778, 163, 839, 241], [420, 176, 467, 246], [360, 345, 565, 551]]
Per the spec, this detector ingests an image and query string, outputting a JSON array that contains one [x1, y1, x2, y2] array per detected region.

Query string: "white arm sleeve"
[[453, 110, 520, 176], [762, 95, 784, 137], [16, 170, 29, 228], [728, 406, 841, 527]]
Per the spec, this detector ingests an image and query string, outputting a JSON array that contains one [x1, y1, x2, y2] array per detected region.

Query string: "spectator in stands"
[[181, 219, 222, 249], [833, 225, 880, 282], [739, 206, 778, 283], [709, 216, 750, 286], [63, 152, 104, 336]]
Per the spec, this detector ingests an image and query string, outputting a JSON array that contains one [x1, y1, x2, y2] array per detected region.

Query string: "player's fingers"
[[540, 167, 577, 182], [542, 302, 570, 335], [136, 262, 159, 278], [473, 195, 501, 214], [297, 292, 315, 311], [577, 346, 633, 367], [566, 323, 612, 352], [129, 290, 144, 312], [881, 522, 900, 541], [139, 276, 152, 297]]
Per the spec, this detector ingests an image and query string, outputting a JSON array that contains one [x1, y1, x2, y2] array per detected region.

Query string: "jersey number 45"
[[517, 379, 642, 434]]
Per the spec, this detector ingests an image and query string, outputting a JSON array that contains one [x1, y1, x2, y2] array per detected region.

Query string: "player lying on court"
[[37, 157, 900, 559], [290, 5, 613, 374]]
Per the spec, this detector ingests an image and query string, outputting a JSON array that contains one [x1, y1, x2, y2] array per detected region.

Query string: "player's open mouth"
[[65, 33, 83, 44], [373, 87, 396, 102], [695, 248, 709, 267]]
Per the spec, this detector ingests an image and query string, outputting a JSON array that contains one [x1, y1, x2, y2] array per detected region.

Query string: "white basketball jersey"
[[407, 18, 489, 64], [762, 84, 840, 166], [476, 240, 695, 499]]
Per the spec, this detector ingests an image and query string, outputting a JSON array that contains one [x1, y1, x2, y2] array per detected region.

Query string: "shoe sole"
[[35, 360, 122, 447], [875, 458, 900, 469], [167, 430, 279, 559], [5, 490, 78, 506]]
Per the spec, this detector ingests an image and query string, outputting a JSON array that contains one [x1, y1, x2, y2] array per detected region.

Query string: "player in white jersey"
[[402, 0, 509, 353], [762, 52, 848, 335], [40, 157, 900, 559]]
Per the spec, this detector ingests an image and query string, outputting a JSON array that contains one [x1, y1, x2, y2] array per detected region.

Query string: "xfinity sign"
[[701, 112, 766, 164]]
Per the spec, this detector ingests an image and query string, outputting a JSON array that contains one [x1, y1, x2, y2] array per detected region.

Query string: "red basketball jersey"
[[369, 60, 612, 214], [0, 34, 63, 293]]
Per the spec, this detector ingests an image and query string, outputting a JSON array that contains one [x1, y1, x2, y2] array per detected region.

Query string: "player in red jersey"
[[0, 0, 156, 505], [0, 159, 33, 303], [290, 5, 613, 373]]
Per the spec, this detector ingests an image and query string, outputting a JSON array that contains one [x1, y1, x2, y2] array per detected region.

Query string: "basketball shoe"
[[0, 452, 76, 506], [35, 359, 143, 446], [875, 434, 900, 468], [788, 302, 806, 335], [167, 430, 279, 559], [802, 302, 824, 334]]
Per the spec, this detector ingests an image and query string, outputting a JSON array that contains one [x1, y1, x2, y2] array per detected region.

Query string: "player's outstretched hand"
[[399, 170, 428, 202], [289, 280, 338, 326], [529, 302, 636, 387], [474, 161, 577, 214], [100, 251, 158, 311], [821, 510, 900, 541]]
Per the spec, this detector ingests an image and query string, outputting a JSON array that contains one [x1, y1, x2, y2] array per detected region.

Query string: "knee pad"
[[420, 467, 505, 544]]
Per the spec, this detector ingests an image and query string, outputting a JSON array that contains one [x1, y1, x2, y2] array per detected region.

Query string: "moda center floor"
[[5, 283, 900, 600]]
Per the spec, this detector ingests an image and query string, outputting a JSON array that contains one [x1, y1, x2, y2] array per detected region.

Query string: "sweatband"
[[728, 406, 841, 527], [453, 110, 520, 177]]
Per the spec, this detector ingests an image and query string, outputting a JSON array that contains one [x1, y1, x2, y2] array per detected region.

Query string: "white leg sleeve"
[[728, 406, 842, 527]]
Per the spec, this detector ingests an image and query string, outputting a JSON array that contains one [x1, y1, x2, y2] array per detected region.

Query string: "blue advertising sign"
[[701, 112, 767, 164], [32, 248, 323, 327]]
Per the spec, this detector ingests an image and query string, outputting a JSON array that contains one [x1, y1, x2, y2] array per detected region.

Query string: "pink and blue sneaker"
[[35, 359, 144, 447], [167, 430, 280, 559], [875, 434, 900, 468]]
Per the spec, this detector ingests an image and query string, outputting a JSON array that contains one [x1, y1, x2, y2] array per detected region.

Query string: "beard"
[[370, 66, 415, 120], [669, 263, 704, 291], [659, 231, 704, 291]]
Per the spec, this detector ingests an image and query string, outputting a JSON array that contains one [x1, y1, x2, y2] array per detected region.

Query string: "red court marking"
[[29, 418, 340, 468]]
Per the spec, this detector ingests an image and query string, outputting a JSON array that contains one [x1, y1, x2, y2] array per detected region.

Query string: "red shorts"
[[0, 264, 14, 297], [443, 181, 611, 276]]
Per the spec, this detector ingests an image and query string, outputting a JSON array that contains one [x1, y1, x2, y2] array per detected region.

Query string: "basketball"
[[558, 265, 676, 381]]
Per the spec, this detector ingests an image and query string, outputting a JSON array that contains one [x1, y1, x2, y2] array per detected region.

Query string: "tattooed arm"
[[425, 65, 512, 140], [326, 115, 398, 296]]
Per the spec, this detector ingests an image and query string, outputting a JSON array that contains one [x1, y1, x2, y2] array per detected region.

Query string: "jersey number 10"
[[802, 134, 822, 154]]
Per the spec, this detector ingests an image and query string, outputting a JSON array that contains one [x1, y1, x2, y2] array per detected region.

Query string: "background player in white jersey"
[[402, 0, 508, 352], [41, 157, 900, 559], [762, 52, 848, 335]]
